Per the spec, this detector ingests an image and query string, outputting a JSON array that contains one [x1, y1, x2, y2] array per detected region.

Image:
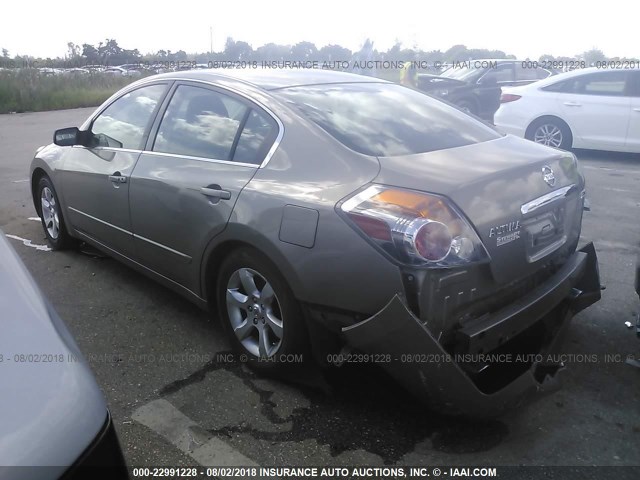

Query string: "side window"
[[536, 68, 553, 80], [480, 63, 514, 84], [515, 64, 539, 82], [91, 84, 166, 149], [153, 85, 248, 160], [574, 71, 628, 96], [233, 110, 279, 165], [542, 79, 575, 93]]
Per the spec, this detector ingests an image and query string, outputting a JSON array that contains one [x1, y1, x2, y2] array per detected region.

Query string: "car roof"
[[507, 66, 640, 91], [150, 68, 389, 91]]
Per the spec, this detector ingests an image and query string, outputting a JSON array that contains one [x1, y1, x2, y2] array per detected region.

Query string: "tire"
[[37, 176, 75, 250], [216, 247, 309, 371], [526, 118, 572, 150]]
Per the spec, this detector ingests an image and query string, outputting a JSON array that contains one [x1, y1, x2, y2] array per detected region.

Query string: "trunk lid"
[[374, 135, 585, 284]]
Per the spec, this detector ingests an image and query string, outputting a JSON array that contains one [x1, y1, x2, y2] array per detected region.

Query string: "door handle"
[[633, 108, 640, 112], [108, 172, 127, 183], [200, 187, 231, 200], [563, 102, 582, 107]]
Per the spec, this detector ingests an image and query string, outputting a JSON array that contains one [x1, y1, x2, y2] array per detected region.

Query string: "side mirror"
[[53, 127, 82, 146]]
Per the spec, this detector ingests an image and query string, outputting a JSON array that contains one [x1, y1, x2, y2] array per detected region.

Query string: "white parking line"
[[132, 399, 264, 468], [5, 234, 51, 252], [11, 179, 29, 183], [28, 217, 40, 222]]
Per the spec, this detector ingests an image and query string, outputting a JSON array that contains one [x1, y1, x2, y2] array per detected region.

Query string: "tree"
[[383, 41, 403, 61], [82, 43, 99, 63], [444, 44, 469, 62], [2, 48, 9, 59], [66, 42, 81, 59], [318, 44, 352, 62], [290, 41, 318, 61], [98, 38, 123, 63], [580, 48, 606, 66], [255, 43, 291, 62], [223, 38, 253, 61]]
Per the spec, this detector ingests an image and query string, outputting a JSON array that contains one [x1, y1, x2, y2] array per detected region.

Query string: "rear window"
[[274, 83, 500, 157]]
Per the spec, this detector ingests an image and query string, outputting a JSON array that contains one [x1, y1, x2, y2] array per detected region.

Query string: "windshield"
[[274, 82, 499, 157], [440, 67, 481, 81]]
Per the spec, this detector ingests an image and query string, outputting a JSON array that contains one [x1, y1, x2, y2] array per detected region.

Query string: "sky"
[[1, 0, 636, 60]]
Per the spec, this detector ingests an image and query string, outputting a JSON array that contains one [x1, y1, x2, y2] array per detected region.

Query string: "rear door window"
[[153, 85, 248, 160], [233, 110, 279, 165], [544, 71, 631, 97], [578, 71, 628, 96]]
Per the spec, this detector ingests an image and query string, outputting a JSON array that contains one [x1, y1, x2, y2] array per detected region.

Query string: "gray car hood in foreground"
[[0, 233, 106, 471]]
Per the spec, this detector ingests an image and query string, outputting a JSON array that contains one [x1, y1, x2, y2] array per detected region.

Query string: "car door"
[[514, 63, 545, 86], [557, 70, 631, 150], [60, 83, 169, 258], [129, 82, 280, 291], [626, 70, 640, 152], [477, 62, 515, 87], [474, 64, 513, 119]]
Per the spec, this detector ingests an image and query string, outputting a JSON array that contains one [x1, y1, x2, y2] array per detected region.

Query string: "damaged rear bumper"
[[342, 243, 601, 417]]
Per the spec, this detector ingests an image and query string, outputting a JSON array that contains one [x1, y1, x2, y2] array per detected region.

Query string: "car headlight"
[[338, 185, 490, 268]]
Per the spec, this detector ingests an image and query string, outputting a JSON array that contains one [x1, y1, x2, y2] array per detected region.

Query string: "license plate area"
[[522, 204, 567, 263]]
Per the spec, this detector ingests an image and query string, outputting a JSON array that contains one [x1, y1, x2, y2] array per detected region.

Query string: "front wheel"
[[527, 118, 572, 150], [37, 176, 75, 250], [216, 247, 309, 370]]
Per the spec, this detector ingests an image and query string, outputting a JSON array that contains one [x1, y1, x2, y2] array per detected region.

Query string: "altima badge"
[[542, 165, 556, 187], [489, 220, 521, 247]]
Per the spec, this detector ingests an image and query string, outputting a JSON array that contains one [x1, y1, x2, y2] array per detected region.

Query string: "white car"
[[494, 67, 640, 152], [103, 66, 141, 77]]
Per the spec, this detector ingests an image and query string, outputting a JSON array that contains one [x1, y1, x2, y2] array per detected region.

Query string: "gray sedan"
[[30, 69, 601, 416]]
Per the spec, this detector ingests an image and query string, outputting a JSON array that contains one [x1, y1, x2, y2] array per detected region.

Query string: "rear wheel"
[[216, 247, 309, 370], [527, 118, 572, 150], [37, 176, 75, 250]]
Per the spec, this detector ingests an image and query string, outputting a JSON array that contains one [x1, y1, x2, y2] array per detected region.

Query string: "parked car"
[[38, 67, 64, 76], [440, 59, 556, 87], [85, 65, 107, 73], [0, 232, 128, 479], [103, 66, 140, 77], [416, 73, 501, 121], [64, 68, 90, 75], [30, 69, 601, 416], [417, 59, 556, 121], [495, 67, 640, 152]]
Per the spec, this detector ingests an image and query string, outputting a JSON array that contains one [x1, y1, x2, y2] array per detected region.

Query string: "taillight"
[[500, 93, 522, 103], [339, 185, 490, 267]]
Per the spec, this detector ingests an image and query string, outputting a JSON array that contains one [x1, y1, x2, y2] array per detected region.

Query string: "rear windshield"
[[274, 83, 499, 157]]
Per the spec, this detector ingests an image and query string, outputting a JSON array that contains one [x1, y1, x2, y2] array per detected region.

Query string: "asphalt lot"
[[1, 108, 639, 472]]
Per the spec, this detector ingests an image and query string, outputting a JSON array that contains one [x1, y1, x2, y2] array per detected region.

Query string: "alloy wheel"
[[226, 268, 284, 358], [41, 186, 60, 239], [533, 124, 563, 148]]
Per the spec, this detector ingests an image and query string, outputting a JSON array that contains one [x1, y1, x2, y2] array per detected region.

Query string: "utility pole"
[[210, 26, 213, 55]]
